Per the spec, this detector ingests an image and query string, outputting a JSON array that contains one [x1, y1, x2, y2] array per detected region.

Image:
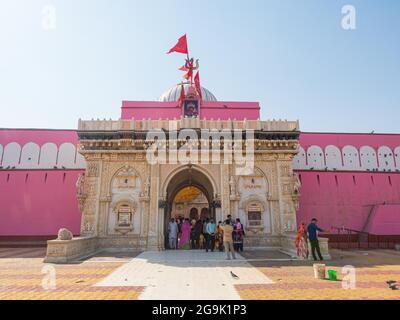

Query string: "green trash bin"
[[327, 269, 337, 281]]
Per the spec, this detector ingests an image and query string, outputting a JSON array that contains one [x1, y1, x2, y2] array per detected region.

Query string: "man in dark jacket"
[[307, 218, 324, 261]]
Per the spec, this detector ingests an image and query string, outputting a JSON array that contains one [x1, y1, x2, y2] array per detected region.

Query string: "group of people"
[[167, 214, 245, 260], [295, 218, 326, 261]]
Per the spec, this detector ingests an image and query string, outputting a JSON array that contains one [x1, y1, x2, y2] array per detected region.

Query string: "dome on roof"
[[158, 83, 217, 102]]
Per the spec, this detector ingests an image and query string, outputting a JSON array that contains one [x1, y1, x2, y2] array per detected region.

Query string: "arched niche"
[[110, 165, 142, 194], [325, 145, 342, 170], [2, 142, 21, 167], [57, 143, 76, 168], [342, 145, 360, 170], [395, 146, 400, 169], [39, 143, 58, 169], [307, 145, 325, 169], [19, 142, 40, 168], [237, 166, 269, 198], [360, 146, 378, 170], [108, 198, 139, 235], [239, 195, 271, 234], [378, 146, 395, 171], [292, 146, 306, 169]]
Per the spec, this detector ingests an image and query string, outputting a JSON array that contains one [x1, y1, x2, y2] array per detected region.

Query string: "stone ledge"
[[44, 236, 98, 264]]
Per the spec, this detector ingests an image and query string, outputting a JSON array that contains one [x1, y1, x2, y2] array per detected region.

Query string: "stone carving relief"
[[87, 162, 99, 177], [293, 173, 301, 195], [113, 165, 137, 189], [140, 177, 150, 198], [76, 173, 87, 212]]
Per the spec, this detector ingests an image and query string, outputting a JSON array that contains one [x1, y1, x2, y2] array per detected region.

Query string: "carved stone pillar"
[[220, 164, 230, 217], [147, 164, 160, 250]]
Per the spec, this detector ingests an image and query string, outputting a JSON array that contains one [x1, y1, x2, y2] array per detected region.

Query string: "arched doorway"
[[163, 166, 216, 249]]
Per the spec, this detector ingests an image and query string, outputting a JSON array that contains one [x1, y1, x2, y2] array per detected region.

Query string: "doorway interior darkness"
[[164, 166, 216, 249]]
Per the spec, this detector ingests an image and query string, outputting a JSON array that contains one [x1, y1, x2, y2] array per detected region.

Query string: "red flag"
[[179, 65, 189, 71], [167, 35, 188, 54], [183, 69, 193, 81], [178, 83, 185, 106], [194, 71, 202, 100]]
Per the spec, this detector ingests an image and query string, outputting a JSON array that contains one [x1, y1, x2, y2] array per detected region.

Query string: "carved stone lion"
[[57, 228, 73, 240]]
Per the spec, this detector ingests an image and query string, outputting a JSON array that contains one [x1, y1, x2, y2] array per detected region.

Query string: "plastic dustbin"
[[313, 264, 326, 279], [328, 269, 337, 281]]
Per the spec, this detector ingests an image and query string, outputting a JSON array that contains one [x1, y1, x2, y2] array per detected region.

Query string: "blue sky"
[[0, 0, 399, 132]]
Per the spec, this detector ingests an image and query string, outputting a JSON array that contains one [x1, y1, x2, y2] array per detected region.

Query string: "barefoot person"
[[295, 222, 308, 259], [221, 219, 236, 260], [179, 218, 191, 249], [168, 218, 178, 249], [307, 218, 324, 261]]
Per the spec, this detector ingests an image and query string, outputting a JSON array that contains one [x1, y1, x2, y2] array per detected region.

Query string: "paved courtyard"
[[0, 247, 399, 300]]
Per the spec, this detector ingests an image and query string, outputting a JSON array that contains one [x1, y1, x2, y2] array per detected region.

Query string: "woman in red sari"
[[295, 222, 309, 259]]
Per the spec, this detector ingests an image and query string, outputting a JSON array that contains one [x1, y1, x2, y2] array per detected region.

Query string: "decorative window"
[[247, 202, 263, 227], [113, 202, 135, 233]]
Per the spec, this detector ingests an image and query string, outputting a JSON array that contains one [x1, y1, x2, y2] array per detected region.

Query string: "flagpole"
[[185, 35, 192, 85]]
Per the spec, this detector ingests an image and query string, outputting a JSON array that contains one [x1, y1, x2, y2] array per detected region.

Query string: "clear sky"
[[0, 0, 399, 133]]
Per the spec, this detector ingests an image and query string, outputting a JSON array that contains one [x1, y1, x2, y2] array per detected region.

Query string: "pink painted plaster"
[[121, 101, 260, 120], [0, 129, 79, 147], [295, 170, 400, 234], [0, 170, 82, 236], [365, 204, 400, 235], [300, 132, 400, 151]]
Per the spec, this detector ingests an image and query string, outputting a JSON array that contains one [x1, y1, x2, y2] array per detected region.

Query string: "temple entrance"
[[164, 166, 216, 249]]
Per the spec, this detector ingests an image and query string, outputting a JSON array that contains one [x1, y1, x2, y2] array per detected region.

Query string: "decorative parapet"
[[78, 117, 300, 132]]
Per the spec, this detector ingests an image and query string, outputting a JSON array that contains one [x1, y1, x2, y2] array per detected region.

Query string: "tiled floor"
[[0, 248, 143, 300], [0, 247, 399, 300]]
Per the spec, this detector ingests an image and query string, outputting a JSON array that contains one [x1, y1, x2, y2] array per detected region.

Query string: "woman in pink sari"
[[179, 218, 191, 249]]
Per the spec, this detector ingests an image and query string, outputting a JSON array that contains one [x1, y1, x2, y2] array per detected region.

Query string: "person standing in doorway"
[[217, 221, 224, 252], [233, 218, 245, 252], [168, 218, 178, 250], [179, 218, 191, 249], [205, 218, 216, 252], [307, 218, 324, 261], [221, 219, 236, 260]]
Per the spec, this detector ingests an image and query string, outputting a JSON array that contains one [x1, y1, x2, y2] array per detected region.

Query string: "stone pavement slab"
[[94, 250, 274, 300]]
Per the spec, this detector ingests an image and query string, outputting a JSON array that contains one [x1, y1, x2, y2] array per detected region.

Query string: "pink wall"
[[295, 170, 400, 234], [121, 101, 260, 120], [0, 128, 78, 147], [300, 132, 400, 150], [365, 204, 400, 235], [1, 126, 400, 237], [0, 169, 83, 236]]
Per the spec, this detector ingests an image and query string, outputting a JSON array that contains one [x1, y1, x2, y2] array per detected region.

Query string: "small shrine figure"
[[180, 58, 199, 84], [76, 173, 85, 196], [293, 173, 301, 194], [142, 177, 150, 197]]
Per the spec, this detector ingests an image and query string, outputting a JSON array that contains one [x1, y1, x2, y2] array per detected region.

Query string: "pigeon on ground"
[[386, 280, 398, 290], [230, 271, 239, 279]]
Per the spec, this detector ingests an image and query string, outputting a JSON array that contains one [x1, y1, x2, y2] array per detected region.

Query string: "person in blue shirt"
[[307, 218, 324, 261], [205, 218, 217, 252]]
